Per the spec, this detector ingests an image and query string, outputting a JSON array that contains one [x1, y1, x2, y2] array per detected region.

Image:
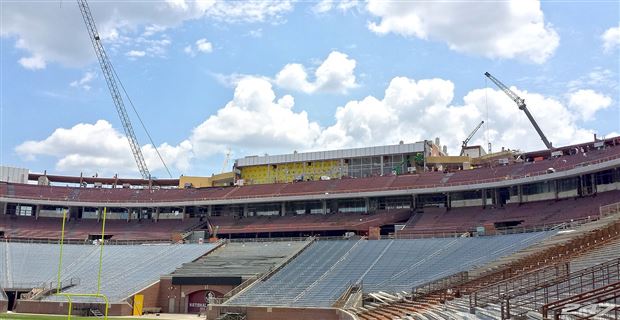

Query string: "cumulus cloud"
[[184, 38, 213, 56], [568, 89, 612, 121], [275, 51, 358, 94], [16, 74, 606, 176], [70, 71, 96, 91], [125, 50, 146, 58], [315, 77, 596, 154], [602, 25, 620, 53], [190, 77, 321, 156], [15, 120, 193, 176], [18, 55, 46, 70], [366, 0, 559, 64], [312, 0, 360, 13], [1, 1, 292, 69]]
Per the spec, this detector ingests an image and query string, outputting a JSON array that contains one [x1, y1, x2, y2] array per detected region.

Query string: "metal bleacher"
[[226, 232, 555, 307], [172, 241, 309, 279], [0, 241, 217, 302]]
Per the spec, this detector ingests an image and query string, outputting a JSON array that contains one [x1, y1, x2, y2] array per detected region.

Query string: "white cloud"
[[206, 1, 293, 23], [184, 38, 213, 56], [315, 77, 595, 154], [18, 55, 46, 70], [196, 38, 213, 53], [190, 77, 321, 156], [15, 120, 193, 176], [568, 89, 612, 121], [312, 0, 360, 13], [313, 0, 334, 13], [1, 1, 292, 69], [275, 51, 358, 94], [366, 0, 559, 64], [126, 50, 146, 58], [69, 71, 96, 91], [602, 25, 620, 53]]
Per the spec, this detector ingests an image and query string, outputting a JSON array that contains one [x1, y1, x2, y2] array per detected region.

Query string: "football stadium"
[[2, 1, 620, 320]]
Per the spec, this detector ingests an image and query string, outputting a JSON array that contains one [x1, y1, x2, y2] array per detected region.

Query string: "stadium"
[[2, 1, 620, 320], [2, 134, 620, 319]]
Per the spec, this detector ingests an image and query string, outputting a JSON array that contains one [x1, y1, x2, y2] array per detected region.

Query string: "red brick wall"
[[157, 278, 235, 313]]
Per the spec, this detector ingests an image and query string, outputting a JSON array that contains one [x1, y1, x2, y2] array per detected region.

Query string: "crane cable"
[[109, 63, 173, 178]]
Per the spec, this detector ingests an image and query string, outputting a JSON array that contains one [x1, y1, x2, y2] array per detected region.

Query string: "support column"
[[321, 199, 327, 215], [380, 157, 384, 176], [412, 194, 417, 209], [182, 206, 186, 220], [481, 189, 487, 209], [35, 205, 41, 219], [0, 202, 6, 215], [281, 202, 286, 216], [554, 180, 559, 200], [207, 205, 212, 217], [494, 189, 500, 207], [446, 193, 451, 209], [364, 198, 370, 213], [98, 207, 103, 222], [243, 204, 249, 217], [155, 207, 160, 222], [591, 173, 597, 195], [517, 185, 523, 204]]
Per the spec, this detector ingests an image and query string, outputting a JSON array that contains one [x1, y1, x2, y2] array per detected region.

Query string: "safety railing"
[[500, 258, 620, 319], [541, 280, 620, 320]]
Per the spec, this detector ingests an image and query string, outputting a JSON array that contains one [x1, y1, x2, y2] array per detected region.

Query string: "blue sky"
[[1, 0, 619, 179]]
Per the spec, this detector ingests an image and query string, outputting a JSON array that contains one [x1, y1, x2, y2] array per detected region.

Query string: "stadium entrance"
[[187, 290, 223, 313]]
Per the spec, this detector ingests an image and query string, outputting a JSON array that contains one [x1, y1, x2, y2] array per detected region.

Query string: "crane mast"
[[484, 72, 553, 150], [77, 0, 151, 179], [460, 120, 484, 156]]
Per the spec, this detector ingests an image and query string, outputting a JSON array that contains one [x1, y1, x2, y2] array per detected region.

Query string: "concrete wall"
[[15, 300, 131, 316], [206, 305, 356, 320], [598, 182, 620, 192]]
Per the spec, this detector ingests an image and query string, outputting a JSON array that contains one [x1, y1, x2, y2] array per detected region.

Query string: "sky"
[[1, 0, 619, 179]]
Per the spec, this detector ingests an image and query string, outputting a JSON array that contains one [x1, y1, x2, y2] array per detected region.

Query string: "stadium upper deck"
[[1, 137, 619, 205]]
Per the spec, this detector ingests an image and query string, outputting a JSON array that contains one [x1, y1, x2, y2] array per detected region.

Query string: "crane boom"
[[460, 120, 484, 156], [484, 72, 553, 150], [77, 0, 151, 179]]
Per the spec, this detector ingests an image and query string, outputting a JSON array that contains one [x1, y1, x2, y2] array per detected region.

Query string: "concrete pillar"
[[243, 204, 249, 217], [553, 180, 559, 200], [207, 205, 212, 217], [494, 189, 500, 207], [182, 206, 186, 220], [364, 198, 370, 213], [380, 157, 384, 176], [155, 207, 160, 222], [517, 185, 523, 204], [321, 199, 327, 215], [591, 173, 597, 195], [281, 202, 286, 216], [446, 193, 451, 209], [412, 194, 417, 209], [0, 202, 6, 215], [481, 189, 487, 209], [35, 205, 41, 219]]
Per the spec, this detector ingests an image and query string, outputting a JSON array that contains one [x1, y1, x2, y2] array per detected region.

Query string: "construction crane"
[[460, 121, 484, 156], [77, 0, 154, 179], [484, 72, 553, 150]]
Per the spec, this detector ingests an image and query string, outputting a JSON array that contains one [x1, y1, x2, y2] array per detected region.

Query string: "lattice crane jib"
[[484, 72, 553, 150], [77, 0, 151, 179]]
